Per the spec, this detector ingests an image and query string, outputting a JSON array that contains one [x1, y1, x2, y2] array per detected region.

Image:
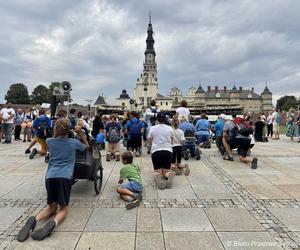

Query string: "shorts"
[[46, 178, 72, 207], [127, 134, 142, 149], [107, 142, 120, 154], [35, 137, 47, 154], [196, 134, 209, 144], [172, 146, 182, 164], [121, 181, 143, 194], [151, 150, 172, 170], [236, 137, 251, 158]]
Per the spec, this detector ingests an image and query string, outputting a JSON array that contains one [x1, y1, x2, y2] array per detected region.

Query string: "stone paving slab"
[[161, 208, 213, 231], [193, 184, 235, 199], [54, 208, 93, 232], [164, 232, 224, 250], [276, 185, 300, 199], [243, 184, 294, 199], [137, 208, 162, 232], [85, 208, 137, 231], [218, 232, 284, 250], [205, 208, 265, 232], [0, 208, 26, 230], [76, 232, 135, 249], [269, 208, 300, 231], [12, 232, 81, 250], [136, 232, 165, 250]]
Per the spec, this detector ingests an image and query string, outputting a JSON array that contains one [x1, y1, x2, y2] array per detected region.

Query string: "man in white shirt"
[[0, 103, 16, 143]]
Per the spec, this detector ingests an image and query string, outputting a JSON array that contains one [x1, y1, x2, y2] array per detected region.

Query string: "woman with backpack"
[[105, 114, 122, 161]]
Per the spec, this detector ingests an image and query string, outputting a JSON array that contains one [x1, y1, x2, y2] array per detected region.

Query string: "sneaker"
[[29, 148, 38, 159], [251, 157, 258, 169], [116, 154, 120, 161], [25, 149, 31, 154], [133, 193, 143, 201], [17, 216, 36, 242], [126, 199, 140, 210], [183, 164, 190, 176], [31, 219, 56, 241], [166, 172, 174, 189], [171, 166, 182, 175], [154, 174, 165, 190]]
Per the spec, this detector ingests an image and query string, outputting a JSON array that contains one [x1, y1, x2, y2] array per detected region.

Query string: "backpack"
[[130, 120, 142, 136], [36, 121, 49, 139], [238, 127, 254, 137], [230, 124, 239, 139], [149, 107, 158, 126], [69, 115, 76, 129], [108, 125, 121, 143], [275, 114, 282, 124], [184, 127, 194, 138]]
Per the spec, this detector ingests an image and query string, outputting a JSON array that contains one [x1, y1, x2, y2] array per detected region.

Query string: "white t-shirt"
[[0, 108, 15, 124], [176, 107, 190, 120], [267, 115, 273, 125], [172, 128, 185, 147], [148, 124, 174, 153]]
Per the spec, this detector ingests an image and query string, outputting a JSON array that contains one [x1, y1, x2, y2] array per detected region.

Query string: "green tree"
[[48, 82, 72, 104], [276, 95, 297, 111], [31, 84, 49, 104], [5, 83, 30, 104]]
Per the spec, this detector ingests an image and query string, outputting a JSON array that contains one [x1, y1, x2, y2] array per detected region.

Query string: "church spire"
[[145, 12, 156, 56]]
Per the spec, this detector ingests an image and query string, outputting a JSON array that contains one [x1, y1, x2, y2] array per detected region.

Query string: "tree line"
[[4, 83, 71, 105]]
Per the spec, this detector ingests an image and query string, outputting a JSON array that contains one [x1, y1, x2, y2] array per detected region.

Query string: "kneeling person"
[[117, 151, 143, 210], [17, 119, 89, 242]]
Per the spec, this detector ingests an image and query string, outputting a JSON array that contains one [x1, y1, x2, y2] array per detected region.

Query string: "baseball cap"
[[157, 112, 166, 120]]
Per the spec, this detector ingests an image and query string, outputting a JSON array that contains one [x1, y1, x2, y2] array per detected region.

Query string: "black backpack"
[[184, 128, 194, 138], [149, 107, 158, 126]]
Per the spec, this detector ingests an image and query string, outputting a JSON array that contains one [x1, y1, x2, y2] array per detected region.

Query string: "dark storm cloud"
[[0, 0, 299, 104]]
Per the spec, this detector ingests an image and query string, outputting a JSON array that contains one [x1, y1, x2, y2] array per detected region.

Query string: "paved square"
[[0, 138, 299, 249]]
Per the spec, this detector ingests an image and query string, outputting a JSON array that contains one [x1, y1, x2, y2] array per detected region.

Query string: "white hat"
[[220, 114, 226, 119]]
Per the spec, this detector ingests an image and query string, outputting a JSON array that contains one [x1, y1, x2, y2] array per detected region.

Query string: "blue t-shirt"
[[32, 115, 52, 138], [214, 119, 224, 137], [195, 119, 211, 136], [46, 138, 87, 179], [125, 118, 144, 139]]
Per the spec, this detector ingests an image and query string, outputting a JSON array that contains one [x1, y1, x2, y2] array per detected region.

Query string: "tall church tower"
[[134, 13, 158, 108]]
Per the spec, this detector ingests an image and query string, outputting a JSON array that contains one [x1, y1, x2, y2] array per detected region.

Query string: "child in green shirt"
[[117, 151, 143, 209]]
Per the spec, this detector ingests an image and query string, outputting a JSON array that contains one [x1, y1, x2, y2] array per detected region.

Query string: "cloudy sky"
[[0, 0, 299, 105]]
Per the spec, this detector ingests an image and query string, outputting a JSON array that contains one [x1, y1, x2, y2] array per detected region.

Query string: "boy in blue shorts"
[[117, 151, 143, 210], [17, 118, 89, 242]]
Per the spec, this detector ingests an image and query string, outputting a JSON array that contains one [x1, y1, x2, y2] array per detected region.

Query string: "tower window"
[[161, 102, 162, 105]]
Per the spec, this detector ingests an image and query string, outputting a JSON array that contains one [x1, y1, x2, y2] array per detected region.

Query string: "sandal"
[[223, 156, 234, 161]]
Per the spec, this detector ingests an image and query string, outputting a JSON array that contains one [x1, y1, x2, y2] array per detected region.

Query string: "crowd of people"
[[0, 100, 297, 242]]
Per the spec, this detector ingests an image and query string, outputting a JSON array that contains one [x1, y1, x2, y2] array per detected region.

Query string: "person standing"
[[105, 114, 122, 161], [14, 108, 24, 140], [148, 112, 174, 189], [0, 103, 16, 144], [266, 112, 273, 138], [286, 108, 296, 141], [272, 108, 281, 140]]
